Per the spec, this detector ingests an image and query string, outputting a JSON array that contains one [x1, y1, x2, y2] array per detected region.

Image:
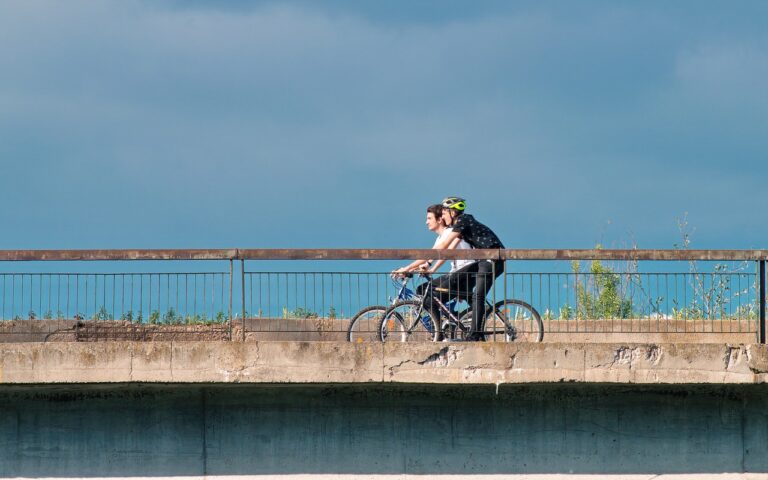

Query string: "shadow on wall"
[[0, 383, 766, 476]]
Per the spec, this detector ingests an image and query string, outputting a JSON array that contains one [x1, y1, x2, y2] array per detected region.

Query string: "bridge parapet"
[[1, 341, 767, 385]]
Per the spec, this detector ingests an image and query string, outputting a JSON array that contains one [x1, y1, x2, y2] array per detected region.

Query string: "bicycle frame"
[[400, 274, 463, 335], [390, 276, 417, 304]]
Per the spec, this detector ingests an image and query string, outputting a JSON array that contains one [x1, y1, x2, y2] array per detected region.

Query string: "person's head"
[[441, 197, 466, 226], [425, 204, 445, 232]]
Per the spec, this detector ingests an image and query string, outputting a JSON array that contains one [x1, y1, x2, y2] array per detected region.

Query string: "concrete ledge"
[[1, 341, 767, 385]]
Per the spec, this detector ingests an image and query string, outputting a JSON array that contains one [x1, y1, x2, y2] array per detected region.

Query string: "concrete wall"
[[1, 383, 767, 477], [3, 341, 768, 385]]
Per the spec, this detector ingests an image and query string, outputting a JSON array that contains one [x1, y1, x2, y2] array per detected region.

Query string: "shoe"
[[449, 333, 484, 342], [466, 333, 485, 342]]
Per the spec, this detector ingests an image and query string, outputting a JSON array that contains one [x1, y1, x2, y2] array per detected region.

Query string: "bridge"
[[2, 249, 768, 479]]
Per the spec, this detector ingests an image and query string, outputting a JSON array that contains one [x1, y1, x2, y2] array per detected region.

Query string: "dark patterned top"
[[449, 213, 504, 249]]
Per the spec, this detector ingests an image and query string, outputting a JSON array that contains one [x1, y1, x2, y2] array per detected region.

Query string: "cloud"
[[1, 1, 767, 250]]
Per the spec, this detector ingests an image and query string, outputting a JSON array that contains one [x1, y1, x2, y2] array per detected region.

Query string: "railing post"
[[760, 260, 766, 344], [241, 259, 246, 342], [228, 259, 233, 341]]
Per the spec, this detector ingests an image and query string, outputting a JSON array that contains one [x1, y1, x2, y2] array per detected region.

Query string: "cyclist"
[[428, 196, 505, 341]]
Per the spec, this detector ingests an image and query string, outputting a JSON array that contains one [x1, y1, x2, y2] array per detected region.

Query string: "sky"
[[1, 0, 767, 251]]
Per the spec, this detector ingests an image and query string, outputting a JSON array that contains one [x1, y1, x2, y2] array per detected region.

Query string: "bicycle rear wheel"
[[487, 299, 543, 342], [378, 300, 439, 342], [347, 305, 387, 343]]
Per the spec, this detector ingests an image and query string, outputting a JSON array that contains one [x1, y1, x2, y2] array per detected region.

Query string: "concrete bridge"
[[3, 249, 768, 479], [2, 340, 768, 479]]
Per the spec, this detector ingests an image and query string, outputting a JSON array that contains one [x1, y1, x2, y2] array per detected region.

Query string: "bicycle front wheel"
[[378, 300, 440, 342], [487, 299, 543, 342], [347, 305, 387, 343]]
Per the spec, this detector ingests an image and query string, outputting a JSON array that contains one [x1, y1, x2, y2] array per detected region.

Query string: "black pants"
[[420, 260, 504, 336]]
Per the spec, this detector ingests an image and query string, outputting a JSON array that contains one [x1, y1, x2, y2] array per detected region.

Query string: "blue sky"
[[1, 0, 767, 251]]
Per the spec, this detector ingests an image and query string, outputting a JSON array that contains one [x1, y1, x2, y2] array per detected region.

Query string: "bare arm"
[[428, 236, 462, 273], [392, 230, 462, 276], [394, 259, 430, 274]]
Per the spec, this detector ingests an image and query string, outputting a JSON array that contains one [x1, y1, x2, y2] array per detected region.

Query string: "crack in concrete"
[[169, 342, 174, 381], [386, 346, 462, 377], [591, 345, 635, 369], [724, 345, 740, 370], [386, 358, 415, 377], [592, 345, 663, 370], [128, 344, 134, 381], [418, 346, 460, 367], [646, 345, 662, 364], [221, 343, 261, 378], [388, 358, 412, 371], [465, 363, 502, 371], [744, 345, 768, 375]]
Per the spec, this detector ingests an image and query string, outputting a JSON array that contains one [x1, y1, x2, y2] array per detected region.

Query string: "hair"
[[426, 204, 443, 218]]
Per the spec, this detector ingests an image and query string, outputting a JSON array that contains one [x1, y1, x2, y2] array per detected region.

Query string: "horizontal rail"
[[237, 249, 502, 260], [500, 250, 768, 261], [1, 249, 768, 261], [0, 249, 238, 261]]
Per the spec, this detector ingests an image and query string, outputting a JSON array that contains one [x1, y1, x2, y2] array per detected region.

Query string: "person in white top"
[[392, 204, 474, 276]]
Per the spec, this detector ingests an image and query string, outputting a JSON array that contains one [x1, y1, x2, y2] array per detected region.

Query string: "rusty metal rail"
[[2, 249, 768, 261]]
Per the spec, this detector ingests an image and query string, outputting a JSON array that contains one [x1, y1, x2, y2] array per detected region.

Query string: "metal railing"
[[0, 249, 766, 343]]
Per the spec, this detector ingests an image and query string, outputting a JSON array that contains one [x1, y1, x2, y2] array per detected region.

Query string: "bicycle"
[[377, 272, 543, 343], [346, 274, 420, 342]]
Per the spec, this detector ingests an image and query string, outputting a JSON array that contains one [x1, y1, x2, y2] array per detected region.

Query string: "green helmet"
[[441, 197, 466, 211]]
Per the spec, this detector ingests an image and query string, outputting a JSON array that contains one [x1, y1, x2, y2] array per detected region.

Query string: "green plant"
[[734, 304, 758, 320], [163, 308, 181, 324], [28, 310, 37, 320], [185, 313, 210, 325], [149, 310, 160, 324], [328, 306, 337, 319], [674, 213, 752, 320], [289, 307, 318, 319], [93, 306, 112, 321], [573, 257, 632, 320], [559, 304, 573, 320], [215, 311, 227, 322], [120, 310, 134, 322]]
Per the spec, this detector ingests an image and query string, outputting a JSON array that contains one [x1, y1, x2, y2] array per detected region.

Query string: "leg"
[[422, 266, 477, 334], [448, 264, 477, 304], [420, 275, 453, 330], [470, 260, 504, 339]]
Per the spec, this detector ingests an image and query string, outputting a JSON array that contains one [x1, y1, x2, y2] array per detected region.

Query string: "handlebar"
[[391, 271, 433, 280]]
